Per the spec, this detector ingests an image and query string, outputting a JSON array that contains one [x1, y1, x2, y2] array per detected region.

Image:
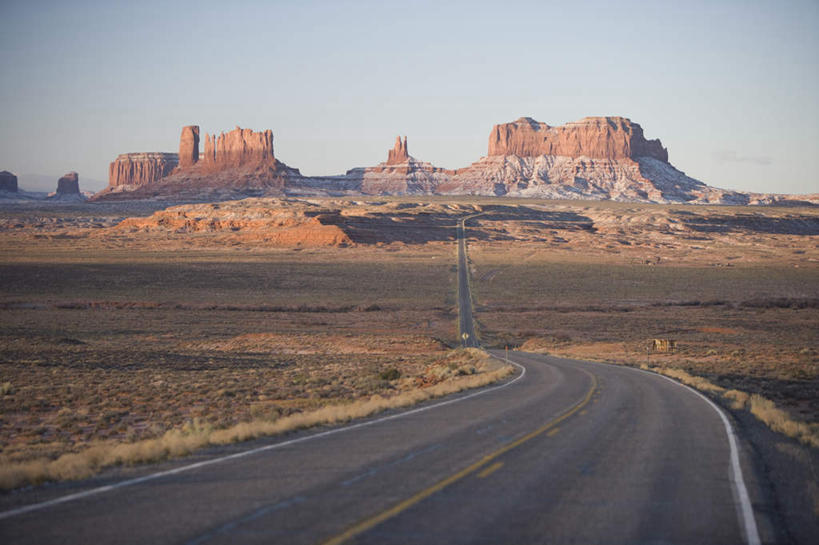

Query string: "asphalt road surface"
[[0, 353, 762, 544], [0, 217, 764, 544], [457, 217, 479, 348]]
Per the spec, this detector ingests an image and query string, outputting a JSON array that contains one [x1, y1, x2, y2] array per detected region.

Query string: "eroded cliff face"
[[201, 127, 275, 169], [107, 153, 179, 188], [488, 117, 668, 162]]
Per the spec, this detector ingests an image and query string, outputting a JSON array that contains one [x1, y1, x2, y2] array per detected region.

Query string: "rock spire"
[[387, 136, 409, 164]]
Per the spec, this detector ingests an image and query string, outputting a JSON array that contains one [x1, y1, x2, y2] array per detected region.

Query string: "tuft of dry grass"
[[723, 389, 751, 410], [653, 366, 726, 393], [0, 351, 513, 490], [748, 394, 819, 449]]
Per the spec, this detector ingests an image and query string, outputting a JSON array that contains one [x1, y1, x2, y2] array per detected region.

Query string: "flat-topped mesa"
[[201, 126, 275, 169], [108, 152, 179, 187], [387, 136, 409, 164], [488, 116, 668, 162], [178, 125, 200, 168]]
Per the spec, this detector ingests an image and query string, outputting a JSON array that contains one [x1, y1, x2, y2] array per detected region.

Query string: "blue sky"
[[1, 0, 817, 194]]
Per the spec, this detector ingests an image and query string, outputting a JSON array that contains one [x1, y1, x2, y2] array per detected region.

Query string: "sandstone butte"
[[56, 171, 80, 194], [361, 136, 454, 176], [95, 125, 297, 200], [0, 171, 18, 192], [487, 116, 668, 161]]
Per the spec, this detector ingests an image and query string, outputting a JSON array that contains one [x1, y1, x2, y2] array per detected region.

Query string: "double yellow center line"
[[321, 370, 598, 545]]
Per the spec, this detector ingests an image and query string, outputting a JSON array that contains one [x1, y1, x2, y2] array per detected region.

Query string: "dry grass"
[[651, 366, 725, 393], [747, 394, 819, 449], [723, 389, 751, 410], [0, 349, 512, 490]]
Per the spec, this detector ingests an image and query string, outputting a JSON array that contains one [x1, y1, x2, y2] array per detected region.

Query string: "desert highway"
[[0, 219, 763, 544]]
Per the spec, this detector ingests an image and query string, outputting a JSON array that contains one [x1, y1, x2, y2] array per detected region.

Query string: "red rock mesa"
[[488, 116, 668, 162]]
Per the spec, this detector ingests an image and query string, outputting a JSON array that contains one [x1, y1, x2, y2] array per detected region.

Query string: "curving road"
[[0, 218, 764, 544]]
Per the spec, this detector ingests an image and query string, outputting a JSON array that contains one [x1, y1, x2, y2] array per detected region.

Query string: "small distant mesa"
[[44, 171, 87, 201], [84, 117, 817, 205], [56, 172, 80, 194], [0, 170, 88, 200], [0, 171, 18, 192]]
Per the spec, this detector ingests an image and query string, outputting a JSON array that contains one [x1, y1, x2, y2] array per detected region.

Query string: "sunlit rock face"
[[487, 116, 668, 162], [178, 125, 200, 169], [108, 153, 179, 188]]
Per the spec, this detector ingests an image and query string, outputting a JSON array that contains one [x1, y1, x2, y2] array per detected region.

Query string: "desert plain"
[[0, 197, 817, 489]]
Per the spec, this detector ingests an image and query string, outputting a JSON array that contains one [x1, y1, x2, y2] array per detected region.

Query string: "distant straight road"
[[457, 217, 479, 348], [0, 216, 762, 544]]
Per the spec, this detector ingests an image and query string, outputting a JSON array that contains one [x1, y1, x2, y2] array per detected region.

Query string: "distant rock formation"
[[488, 117, 668, 162], [333, 136, 454, 195], [178, 125, 200, 168], [56, 171, 80, 194], [290, 117, 754, 203], [92, 117, 816, 206], [94, 126, 299, 201], [0, 171, 18, 192], [108, 153, 179, 188], [387, 136, 409, 164]]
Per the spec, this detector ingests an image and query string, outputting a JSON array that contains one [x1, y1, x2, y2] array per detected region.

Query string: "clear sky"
[[1, 0, 817, 194]]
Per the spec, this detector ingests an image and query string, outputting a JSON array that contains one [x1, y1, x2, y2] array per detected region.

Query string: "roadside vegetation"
[[0, 348, 512, 490]]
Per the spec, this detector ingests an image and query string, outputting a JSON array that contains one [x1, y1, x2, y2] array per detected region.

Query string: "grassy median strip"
[[0, 349, 514, 490]]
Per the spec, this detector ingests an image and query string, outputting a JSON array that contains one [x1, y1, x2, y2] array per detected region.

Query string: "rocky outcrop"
[[0, 171, 18, 192], [112, 199, 352, 247], [387, 136, 409, 164], [178, 125, 200, 168], [488, 117, 668, 162], [108, 153, 179, 188], [56, 172, 80, 194]]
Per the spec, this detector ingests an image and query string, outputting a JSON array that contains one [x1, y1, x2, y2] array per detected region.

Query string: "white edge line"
[[581, 359, 761, 545], [0, 358, 526, 521]]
